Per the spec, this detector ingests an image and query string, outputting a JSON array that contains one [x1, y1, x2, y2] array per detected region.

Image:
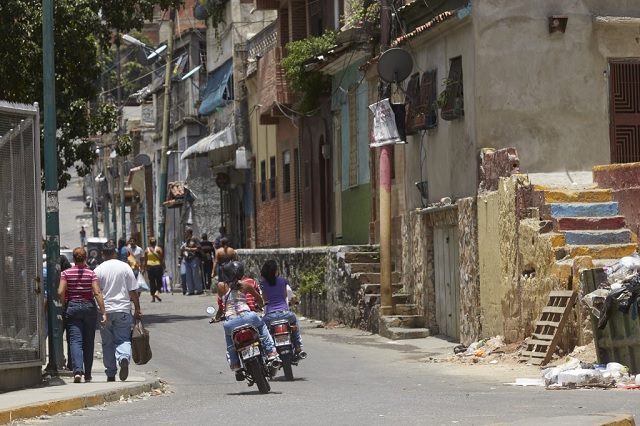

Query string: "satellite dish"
[[124, 161, 136, 175], [377, 48, 413, 84], [134, 153, 151, 166], [137, 45, 167, 65], [181, 65, 203, 81]]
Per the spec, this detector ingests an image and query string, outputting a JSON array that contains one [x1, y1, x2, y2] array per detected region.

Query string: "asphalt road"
[[17, 292, 639, 426], [29, 170, 640, 425]]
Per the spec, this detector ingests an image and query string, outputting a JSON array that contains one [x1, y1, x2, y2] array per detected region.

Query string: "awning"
[[198, 60, 233, 116], [181, 125, 237, 161]]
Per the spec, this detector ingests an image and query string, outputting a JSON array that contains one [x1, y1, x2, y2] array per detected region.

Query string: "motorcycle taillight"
[[234, 328, 257, 345], [273, 324, 289, 334]]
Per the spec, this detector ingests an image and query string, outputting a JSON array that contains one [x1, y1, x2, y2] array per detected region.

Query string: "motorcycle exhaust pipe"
[[270, 358, 282, 369], [297, 351, 307, 360]]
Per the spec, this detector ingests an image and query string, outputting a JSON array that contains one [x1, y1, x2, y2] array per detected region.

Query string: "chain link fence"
[[0, 102, 43, 369]]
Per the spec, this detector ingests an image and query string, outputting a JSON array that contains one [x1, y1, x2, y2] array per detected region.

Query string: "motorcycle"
[[268, 319, 306, 381], [207, 306, 278, 394]]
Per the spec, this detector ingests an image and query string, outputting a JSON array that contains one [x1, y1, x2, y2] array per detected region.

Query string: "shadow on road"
[[142, 313, 207, 325]]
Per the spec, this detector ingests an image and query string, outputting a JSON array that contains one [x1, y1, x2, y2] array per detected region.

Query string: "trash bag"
[[131, 319, 152, 365]]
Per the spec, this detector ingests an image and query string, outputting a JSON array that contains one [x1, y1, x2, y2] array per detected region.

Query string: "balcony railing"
[[247, 21, 277, 76]]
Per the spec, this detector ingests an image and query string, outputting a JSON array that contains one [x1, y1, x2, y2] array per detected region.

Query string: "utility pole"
[[158, 8, 175, 248], [43, 0, 64, 378], [117, 36, 127, 241], [379, 0, 393, 316]]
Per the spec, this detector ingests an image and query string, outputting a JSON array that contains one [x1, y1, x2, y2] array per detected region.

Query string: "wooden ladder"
[[520, 290, 577, 365]]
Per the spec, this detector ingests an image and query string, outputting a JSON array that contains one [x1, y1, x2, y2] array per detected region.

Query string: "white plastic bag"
[[137, 273, 150, 292]]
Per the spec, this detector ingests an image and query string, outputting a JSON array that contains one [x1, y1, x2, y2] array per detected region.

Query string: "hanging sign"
[[369, 98, 404, 148]]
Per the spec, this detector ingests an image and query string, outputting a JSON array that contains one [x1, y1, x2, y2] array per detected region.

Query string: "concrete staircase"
[[345, 251, 430, 340], [537, 186, 638, 273]]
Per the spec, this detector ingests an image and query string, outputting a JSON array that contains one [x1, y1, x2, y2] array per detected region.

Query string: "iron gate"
[[0, 102, 44, 369]]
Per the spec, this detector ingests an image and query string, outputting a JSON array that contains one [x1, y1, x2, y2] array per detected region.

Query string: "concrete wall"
[[473, 0, 640, 173]]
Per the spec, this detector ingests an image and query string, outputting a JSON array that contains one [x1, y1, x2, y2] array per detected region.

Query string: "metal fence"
[[0, 102, 43, 369]]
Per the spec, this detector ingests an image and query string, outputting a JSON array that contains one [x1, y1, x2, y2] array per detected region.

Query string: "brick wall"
[[277, 121, 300, 247]]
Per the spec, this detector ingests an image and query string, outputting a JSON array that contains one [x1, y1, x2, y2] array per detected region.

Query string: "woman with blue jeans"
[[58, 247, 107, 383], [260, 259, 305, 357], [218, 261, 277, 373]]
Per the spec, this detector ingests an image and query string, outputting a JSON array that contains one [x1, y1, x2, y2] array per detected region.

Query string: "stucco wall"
[[403, 18, 477, 207], [473, 0, 640, 173]]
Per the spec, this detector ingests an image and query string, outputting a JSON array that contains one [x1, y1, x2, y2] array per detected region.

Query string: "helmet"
[[223, 260, 245, 281]]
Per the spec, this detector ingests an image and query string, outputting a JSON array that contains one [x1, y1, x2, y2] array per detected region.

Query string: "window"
[[440, 57, 463, 121], [269, 156, 276, 199], [260, 160, 266, 202], [283, 150, 291, 193]]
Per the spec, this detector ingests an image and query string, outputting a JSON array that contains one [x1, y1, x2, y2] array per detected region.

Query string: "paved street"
[[9, 291, 637, 426]]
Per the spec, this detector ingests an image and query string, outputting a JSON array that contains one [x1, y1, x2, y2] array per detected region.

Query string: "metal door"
[[609, 60, 640, 163], [0, 102, 44, 370], [434, 226, 460, 340]]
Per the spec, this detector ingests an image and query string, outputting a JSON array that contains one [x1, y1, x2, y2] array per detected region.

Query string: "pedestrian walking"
[[57, 247, 107, 383], [79, 226, 86, 247], [212, 237, 237, 285], [213, 226, 227, 250], [200, 233, 214, 291], [117, 238, 129, 263], [142, 237, 164, 302], [95, 242, 142, 382], [181, 228, 204, 295]]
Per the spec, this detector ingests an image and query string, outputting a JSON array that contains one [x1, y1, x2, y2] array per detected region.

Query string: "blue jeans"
[[223, 311, 276, 368], [66, 300, 98, 377], [263, 310, 303, 349], [100, 311, 133, 378], [185, 257, 203, 294]]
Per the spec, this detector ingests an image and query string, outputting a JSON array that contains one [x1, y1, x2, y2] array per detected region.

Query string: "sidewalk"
[[0, 331, 160, 425], [0, 367, 160, 425]]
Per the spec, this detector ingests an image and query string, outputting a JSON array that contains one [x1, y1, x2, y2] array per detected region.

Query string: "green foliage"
[[340, 0, 380, 30], [281, 31, 336, 114], [298, 263, 326, 296], [199, 0, 227, 45], [0, 0, 185, 189]]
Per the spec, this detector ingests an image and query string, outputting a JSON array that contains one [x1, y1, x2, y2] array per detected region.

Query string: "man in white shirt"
[[95, 242, 142, 382]]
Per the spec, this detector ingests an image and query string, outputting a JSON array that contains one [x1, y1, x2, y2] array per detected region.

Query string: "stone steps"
[[350, 262, 380, 273], [356, 271, 401, 285], [540, 188, 613, 203], [548, 202, 618, 218], [344, 251, 379, 264], [362, 283, 403, 294], [554, 216, 626, 232], [567, 243, 637, 259], [380, 327, 431, 340], [394, 303, 418, 315], [564, 229, 631, 245]]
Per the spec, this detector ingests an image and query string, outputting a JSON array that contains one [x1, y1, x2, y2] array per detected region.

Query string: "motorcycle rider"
[[260, 259, 306, 359], [217, 261, 279, 378]]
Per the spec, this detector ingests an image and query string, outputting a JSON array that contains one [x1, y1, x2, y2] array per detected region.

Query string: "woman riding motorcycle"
[[217, 261, 279, 374], [260, 259, 306, 358]]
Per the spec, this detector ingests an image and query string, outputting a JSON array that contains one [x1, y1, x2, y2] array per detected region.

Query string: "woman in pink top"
[[58, 247, 107, 383]]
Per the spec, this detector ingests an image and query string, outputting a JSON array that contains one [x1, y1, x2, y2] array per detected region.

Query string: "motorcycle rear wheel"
[[280, 352, 294, 381], [247, 358, 270, 394]]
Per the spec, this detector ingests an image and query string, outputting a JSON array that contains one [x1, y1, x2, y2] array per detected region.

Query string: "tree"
[[0, 0, 184, 189]]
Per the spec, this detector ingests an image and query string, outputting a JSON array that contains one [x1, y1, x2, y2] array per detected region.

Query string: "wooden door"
[[609, 60, 640, 163], [434, 226, 460, 340]]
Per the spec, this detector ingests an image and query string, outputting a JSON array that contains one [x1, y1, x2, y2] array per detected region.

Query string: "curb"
[[0, 379, 161, 425]]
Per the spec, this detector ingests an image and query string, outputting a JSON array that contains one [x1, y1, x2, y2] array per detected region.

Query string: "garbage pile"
[[453, 335, 506, 361], [541, 356, 640, 389], [583, 253, 640, 329]]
